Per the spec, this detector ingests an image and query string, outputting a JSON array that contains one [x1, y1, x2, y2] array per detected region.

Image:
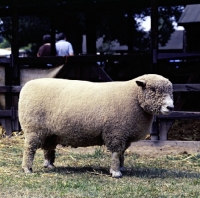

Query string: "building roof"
[[159, 30, 184, 51], [178, 4, 200, 25]]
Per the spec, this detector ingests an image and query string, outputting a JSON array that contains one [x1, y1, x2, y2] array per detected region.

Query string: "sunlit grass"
[[0, 137, 199, 198]]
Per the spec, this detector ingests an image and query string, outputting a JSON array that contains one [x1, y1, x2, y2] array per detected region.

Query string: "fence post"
[[159, 120, 174, 141], [151, 116, 159, 140]]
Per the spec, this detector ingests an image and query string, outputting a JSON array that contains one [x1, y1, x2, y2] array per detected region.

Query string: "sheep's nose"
[[167, 106, 174, 111]]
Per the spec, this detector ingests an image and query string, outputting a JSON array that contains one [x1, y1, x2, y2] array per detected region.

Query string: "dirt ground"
[[129, 144, 199, 157], [60, 143, 200, 158]]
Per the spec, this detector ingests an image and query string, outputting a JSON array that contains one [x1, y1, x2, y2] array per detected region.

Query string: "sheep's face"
[[136, 76, 174, 115]]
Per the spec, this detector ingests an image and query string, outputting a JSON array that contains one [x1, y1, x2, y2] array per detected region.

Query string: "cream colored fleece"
[[19, 74, 172, 152]]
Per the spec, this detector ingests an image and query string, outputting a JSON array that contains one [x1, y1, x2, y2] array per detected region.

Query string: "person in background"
[[37, 34, 52, 57], [56, 32, 74, 56]]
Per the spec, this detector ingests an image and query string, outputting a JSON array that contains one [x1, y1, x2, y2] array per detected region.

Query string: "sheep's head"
[[136, 74, 174, 115]]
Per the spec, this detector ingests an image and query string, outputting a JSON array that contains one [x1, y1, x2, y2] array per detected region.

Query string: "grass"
[[0, 136, 200, 198]]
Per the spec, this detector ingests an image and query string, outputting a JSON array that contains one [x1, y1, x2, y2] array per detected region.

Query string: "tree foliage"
[[0, 1, 184, 55], [0, 16, 51, 54], [158, 6, 184, 46], [96, 5, 184, 50], [0, 37, 10, 48]]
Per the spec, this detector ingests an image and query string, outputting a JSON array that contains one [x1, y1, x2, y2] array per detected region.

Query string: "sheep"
[[18, 74, 174, 178]]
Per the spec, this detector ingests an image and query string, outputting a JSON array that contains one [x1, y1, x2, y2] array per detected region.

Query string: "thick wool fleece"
[[136, 74, 173, 115], [19, 75, 172, 154]]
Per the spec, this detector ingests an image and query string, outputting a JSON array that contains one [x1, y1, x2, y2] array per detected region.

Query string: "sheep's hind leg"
[[43, 149, 56, 169], [110, 152, 122, 178], [22, 132, 40, 173]]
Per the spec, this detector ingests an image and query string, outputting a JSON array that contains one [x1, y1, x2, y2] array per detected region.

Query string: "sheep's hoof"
[[44, 160, 55, 169], [23, 167, 33, 173], [45, 164, 55, 169], [120, 167, 126, 172], [110, 169, 122, 178]]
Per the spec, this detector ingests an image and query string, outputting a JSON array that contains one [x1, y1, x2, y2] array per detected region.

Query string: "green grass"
[[0, 137, 199, 198]]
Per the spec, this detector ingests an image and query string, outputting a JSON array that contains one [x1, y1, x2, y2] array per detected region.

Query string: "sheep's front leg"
[[43, 149, 56, 169], [110, 152, 122, 178], [119, 151, 126, 172]]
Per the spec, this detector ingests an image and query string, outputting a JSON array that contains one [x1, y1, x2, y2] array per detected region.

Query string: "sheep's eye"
[[150, 88, 156, 92]]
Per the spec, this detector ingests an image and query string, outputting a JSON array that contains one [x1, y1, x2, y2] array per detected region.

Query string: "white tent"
[[0, 48, 11, 57]]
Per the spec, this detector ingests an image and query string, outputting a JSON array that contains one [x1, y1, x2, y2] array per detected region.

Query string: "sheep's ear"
[[136, 80, 146, 88]]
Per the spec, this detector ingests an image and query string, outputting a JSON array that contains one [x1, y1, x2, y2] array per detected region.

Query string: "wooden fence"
[[0, 55, 200, 148]]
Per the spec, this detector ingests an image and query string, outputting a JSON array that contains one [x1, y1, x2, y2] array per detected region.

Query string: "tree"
[[96, 5, 184, 50], [0, 1, 184, 55], [0, 36, 10, 48], [158, 6, 184, 46], [0, 13, 84, 55], [0, 16, 51, 55]]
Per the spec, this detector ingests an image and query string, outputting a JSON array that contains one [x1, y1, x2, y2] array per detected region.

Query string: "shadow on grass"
[[42, 166, 109, 175], [124, 167, 200, 179], [54, 166, 109, 174], [43, 166, 200, 179]]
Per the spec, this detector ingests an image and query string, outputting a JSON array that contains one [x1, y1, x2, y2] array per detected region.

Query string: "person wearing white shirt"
[[56, 32, 74, 56]]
